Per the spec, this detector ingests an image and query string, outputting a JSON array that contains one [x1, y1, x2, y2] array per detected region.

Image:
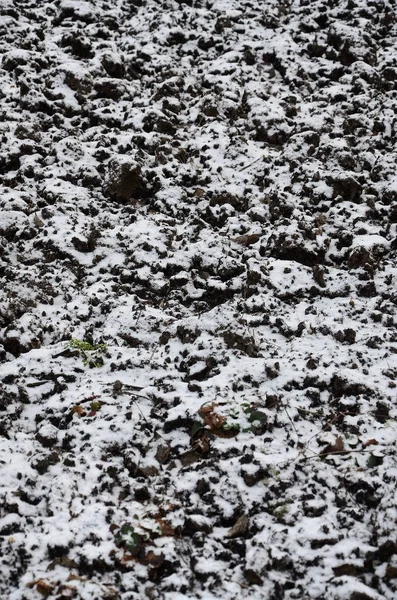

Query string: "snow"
[[1, 0, 397, 598]]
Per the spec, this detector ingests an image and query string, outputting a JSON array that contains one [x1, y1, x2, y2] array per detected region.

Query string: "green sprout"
[[268, 500, 292, 523], [67, 338, 107, 368], [115, 524, 143, 556]]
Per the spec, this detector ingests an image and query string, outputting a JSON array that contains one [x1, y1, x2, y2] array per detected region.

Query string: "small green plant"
[[115, 524, 144, 556], [268, 500, 292, 523], [67, 338, 107, 368]]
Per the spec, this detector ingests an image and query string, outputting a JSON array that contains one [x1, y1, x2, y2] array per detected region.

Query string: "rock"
[[155, 444, 171, 464], [227, 515, 249, 538], [334, 328, 356, 344], [333, 564, 360, 577], [386, 564, 397, 579], [244, 568, 263, 585]]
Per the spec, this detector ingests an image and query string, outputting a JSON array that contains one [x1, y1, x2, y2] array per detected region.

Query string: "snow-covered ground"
[[1, 1, 397, 598]]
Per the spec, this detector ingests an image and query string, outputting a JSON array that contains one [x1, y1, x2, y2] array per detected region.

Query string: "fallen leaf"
[[146, 551, 165, 567], [36, 580, 54, 596], [364, 439, 379, 447], [198, 402, 217, 417], [66, 574, 86, 583], [179, 449, 202, 466], [192, 434, 210, 454], [333, 436, 344, 452], [34, 212, 44, 228], [204, 412, 226, 429], [119, 553, 138, 566], [71, 405, 86, 417], [90, 401, 102, 411], [233, 233, 261, 246], [26, 579, 54, 595], [320, 436, 345, 456], [155, 517, 174, 537], [47, 556, 78, 571], [57, 585, 77, 598], [26, 581, 37, 589]]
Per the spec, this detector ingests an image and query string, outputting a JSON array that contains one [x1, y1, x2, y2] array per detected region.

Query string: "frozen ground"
[[1, 0, 397, 598]]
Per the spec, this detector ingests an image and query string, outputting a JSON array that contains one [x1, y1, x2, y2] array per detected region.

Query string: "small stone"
[[333, 564, 360, 577], [134, 486, 151, 502], [386, 564, 397, 579], [244, 568, 263, 585], [155, 444, 171, 465], [227, 515, 249, 538], [179, 449, 201, 467]]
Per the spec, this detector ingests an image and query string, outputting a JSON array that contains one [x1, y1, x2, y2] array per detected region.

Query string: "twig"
[[129, 395, 150, 424], [284, 406, 299, 439], [238, 155, 263, 172], [303, 448, 376, 461]]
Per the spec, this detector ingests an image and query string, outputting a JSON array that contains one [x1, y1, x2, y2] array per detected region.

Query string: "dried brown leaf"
[[57, 585, 77, 598], [364, 438, 379, 447], [198, 402, 217, 417], [320, 436, 345, 456], [233, 233, 261, 246], [146, 551, 165, 567], [119, 553, 137, 566], [71, 405, 86, 417], [66, 574, 86, 583], [36, 580, 54, 596], [34, 212, 44, 228], [192, 435, 210, 454], [47, 556, 78, 571], [156, 518, 174, 537], [204, 412, 226, 429]]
